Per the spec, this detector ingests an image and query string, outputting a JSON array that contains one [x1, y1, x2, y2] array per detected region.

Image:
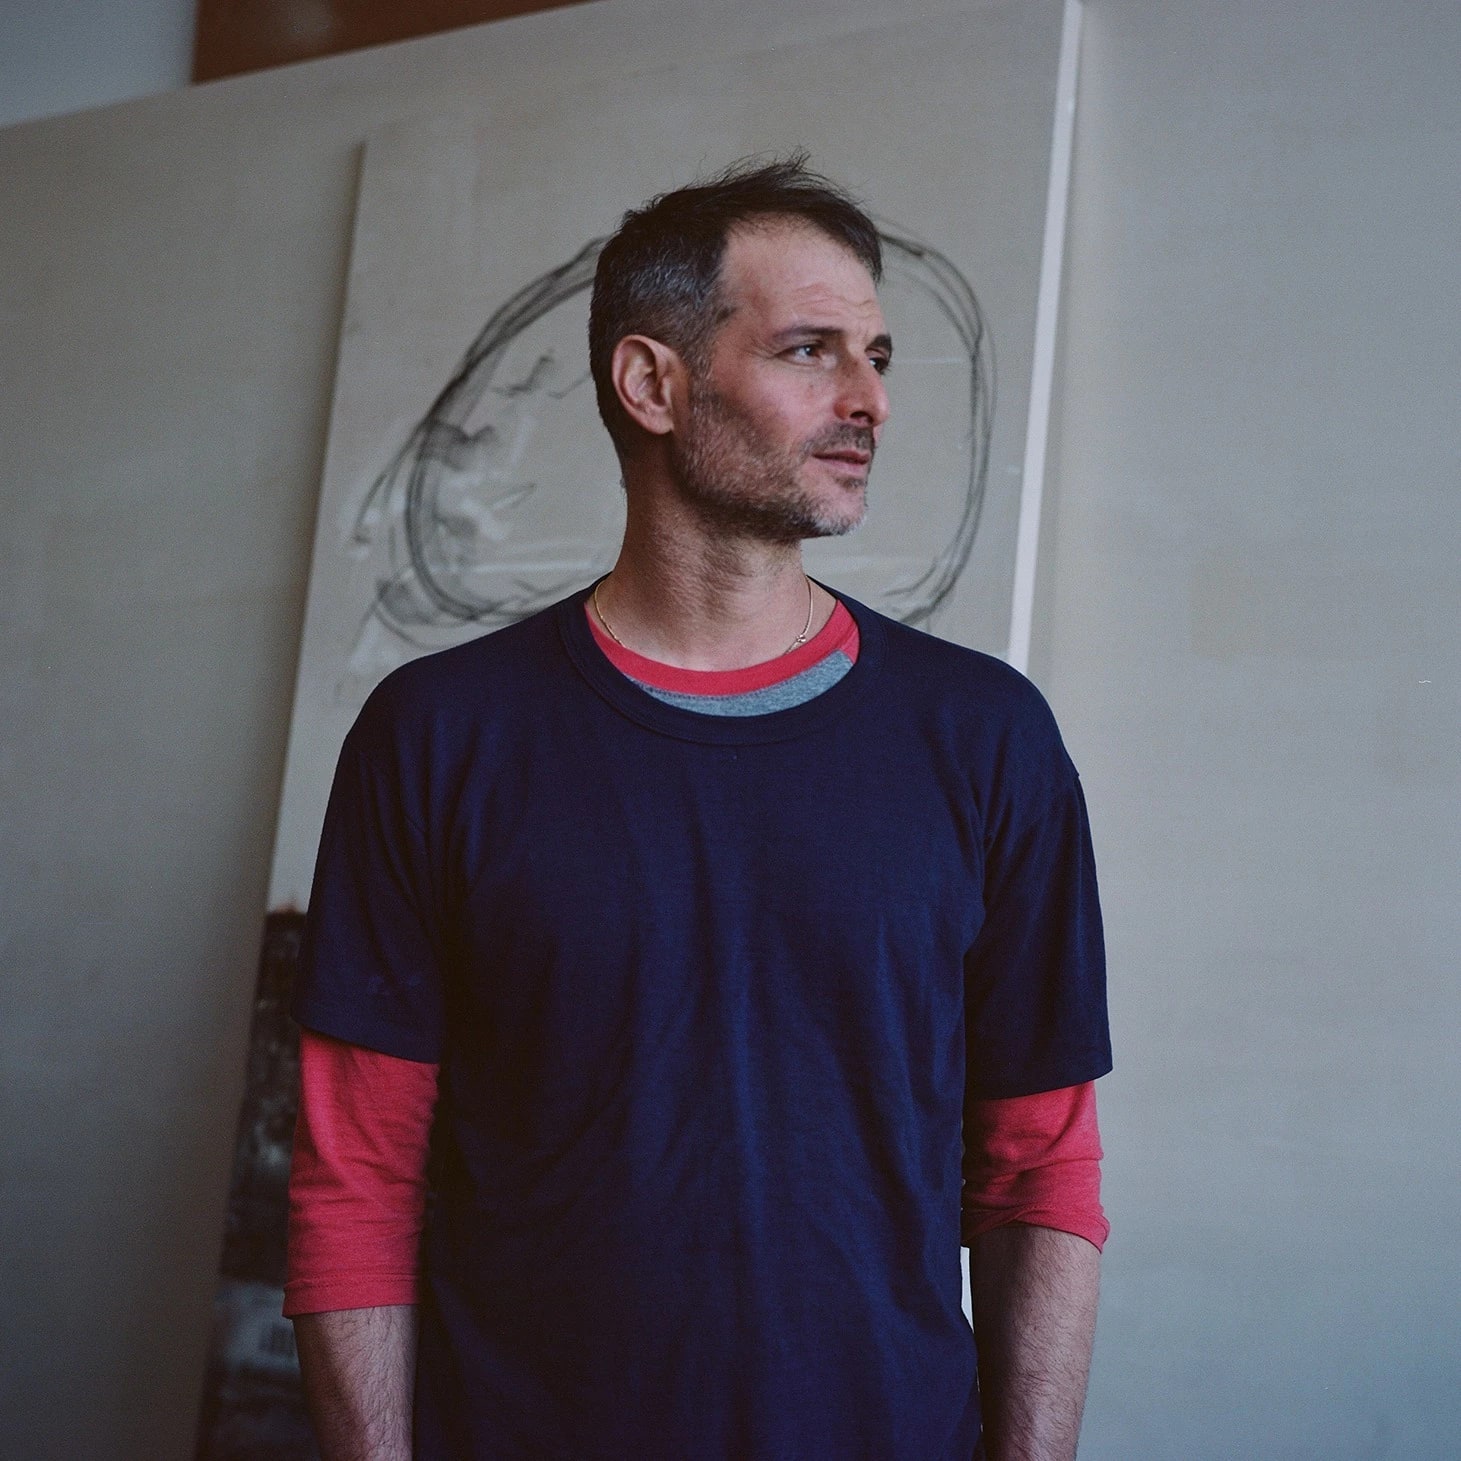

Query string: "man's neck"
[[598, 504, 833, 671]]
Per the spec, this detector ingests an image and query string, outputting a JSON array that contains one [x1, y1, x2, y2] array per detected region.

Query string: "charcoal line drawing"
[[346, 230, 992, 662], [875, 232, 994, 625]]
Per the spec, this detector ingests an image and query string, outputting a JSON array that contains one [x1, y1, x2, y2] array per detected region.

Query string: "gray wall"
[[0, 0, 194, 129], [1, 1, 1456, 1456], [1050, 5, 1461, 1454]]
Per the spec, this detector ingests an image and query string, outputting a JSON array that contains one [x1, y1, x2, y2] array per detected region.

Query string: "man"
[[287, 156, 1111, 1460]]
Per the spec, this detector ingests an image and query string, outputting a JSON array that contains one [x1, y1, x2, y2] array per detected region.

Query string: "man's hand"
[[969, 1225, 1100, 1461], [293, 1304, 417, 1461]]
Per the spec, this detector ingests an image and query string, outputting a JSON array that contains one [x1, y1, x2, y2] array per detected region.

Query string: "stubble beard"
[[670, 382, 874, 544]]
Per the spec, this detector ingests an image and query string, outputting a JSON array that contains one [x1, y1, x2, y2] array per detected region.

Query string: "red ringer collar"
[[585, 598, 859, 695]]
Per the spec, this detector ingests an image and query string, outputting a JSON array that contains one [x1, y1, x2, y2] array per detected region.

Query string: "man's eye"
[[870, 356, 892, 376], [789, 342, 820, 359]]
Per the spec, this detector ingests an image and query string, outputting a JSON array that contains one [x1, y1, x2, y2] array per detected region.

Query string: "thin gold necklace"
[[592, 575, 817, 657]]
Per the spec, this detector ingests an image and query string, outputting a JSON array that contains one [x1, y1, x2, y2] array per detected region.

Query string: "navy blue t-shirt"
[[295, 586, 1110, 1460]]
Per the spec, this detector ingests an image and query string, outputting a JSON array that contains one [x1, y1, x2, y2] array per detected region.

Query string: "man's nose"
[[837, 356, 890, 431]]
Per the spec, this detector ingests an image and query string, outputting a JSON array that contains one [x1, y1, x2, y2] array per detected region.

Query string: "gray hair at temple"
[[587, 153, 884, 456]]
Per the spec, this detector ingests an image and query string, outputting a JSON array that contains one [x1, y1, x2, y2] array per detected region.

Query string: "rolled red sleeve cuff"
[[283, 1029, 438, 1317], [961, 1081, 1108, 1252]]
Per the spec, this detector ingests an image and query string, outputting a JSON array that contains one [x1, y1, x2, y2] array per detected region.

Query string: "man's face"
[[669, 220, 892, 542]]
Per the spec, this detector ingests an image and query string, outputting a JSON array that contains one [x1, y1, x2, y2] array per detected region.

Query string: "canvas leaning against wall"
[[196, 3, 1080, 1454]]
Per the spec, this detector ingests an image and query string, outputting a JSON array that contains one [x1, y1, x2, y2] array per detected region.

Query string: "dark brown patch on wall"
[[193, 0, 593, 83], [195, 911, 314, 1460]]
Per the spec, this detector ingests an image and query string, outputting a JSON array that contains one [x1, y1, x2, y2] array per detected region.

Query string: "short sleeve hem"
[[292, 998, 442, 1064]]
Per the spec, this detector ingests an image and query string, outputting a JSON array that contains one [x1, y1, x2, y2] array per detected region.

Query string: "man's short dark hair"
[[588, 153, 883, 454]]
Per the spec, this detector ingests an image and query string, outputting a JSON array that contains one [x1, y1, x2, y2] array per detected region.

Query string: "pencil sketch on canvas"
[[349, 232, 991, 664]]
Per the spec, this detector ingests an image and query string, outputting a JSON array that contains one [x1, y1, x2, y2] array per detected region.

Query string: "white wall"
[[1047, 4, 1460, 1453], [0, 0, 195, 129], [1, 1, 1457, 1456]]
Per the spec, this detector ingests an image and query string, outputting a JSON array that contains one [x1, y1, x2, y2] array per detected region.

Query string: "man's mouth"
[[807, 426, 876, 470]]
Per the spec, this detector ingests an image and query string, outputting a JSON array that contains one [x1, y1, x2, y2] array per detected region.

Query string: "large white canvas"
[[269, 0, 1078, 907]]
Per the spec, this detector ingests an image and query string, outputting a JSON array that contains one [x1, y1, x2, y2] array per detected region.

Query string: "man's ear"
[[611, 335, 685, 438]]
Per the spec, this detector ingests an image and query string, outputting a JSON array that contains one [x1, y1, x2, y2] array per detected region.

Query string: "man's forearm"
[[970, 1224, 1100, 1461], [293, 1305, 417, 1461]]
